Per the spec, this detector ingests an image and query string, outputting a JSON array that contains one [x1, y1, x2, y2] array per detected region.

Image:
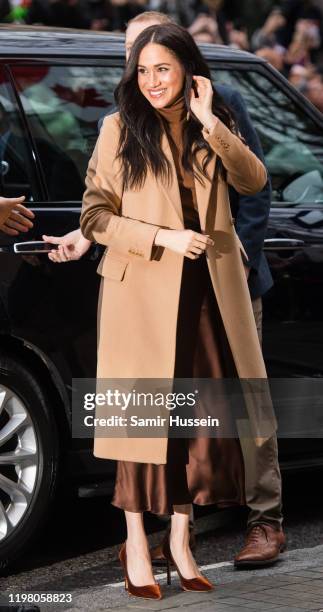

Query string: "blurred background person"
[[188, 10, 223, 44], [25, 0, 92, 29], [284, 15, 322, 68], [255, 45, 286, 72], [274, 0, 322, 51], [227, 19, 250, 50], [147, 0, 199, 28], [86, 0, 112, 31], [288, 62, 313, 89], [107, 0, 148, 31], [301, 63, 323, 109], [251, 5, 287, 51], [188, 0, 229, 44]]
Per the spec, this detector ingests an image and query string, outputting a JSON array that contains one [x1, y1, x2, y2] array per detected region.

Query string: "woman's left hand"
[[189, 75, 217, 130]]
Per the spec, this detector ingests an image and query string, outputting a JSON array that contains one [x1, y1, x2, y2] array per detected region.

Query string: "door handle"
[[264, 238, 305, 250], [0, 241, 58, 254]]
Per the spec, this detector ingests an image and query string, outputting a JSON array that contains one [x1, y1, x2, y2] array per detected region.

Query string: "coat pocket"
[[97, 253, 129, 281]]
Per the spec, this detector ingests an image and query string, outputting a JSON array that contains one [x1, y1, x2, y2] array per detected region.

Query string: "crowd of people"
[[1, 0, 323, 108]]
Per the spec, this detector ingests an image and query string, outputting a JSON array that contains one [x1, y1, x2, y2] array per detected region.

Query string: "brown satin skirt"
[[112, 253, 246, 515]]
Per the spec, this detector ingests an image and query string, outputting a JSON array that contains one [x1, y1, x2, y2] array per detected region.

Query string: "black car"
[[0, 25, 323, 568]]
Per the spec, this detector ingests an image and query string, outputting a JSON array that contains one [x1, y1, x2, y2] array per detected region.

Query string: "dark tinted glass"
[[212, 68, 323, 208], [12, 64, 123, 204], [0, 67, 40, 201]]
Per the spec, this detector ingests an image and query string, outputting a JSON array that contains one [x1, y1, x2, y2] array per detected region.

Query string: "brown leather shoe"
[[234, 524, 286, 568], [150, 527, 196, 565]]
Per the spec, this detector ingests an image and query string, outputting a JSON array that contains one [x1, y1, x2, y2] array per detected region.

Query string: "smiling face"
[[137, 42, 185, 109]]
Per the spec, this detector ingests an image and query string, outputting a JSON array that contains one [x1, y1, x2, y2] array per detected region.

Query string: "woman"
[[80, 23, 269, 600]]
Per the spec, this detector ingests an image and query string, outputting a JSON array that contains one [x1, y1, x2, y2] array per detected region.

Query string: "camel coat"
[[80, 112, 277, 464]]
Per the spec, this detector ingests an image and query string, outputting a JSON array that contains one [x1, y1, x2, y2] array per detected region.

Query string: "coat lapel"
[[193, 147, 217, 231]]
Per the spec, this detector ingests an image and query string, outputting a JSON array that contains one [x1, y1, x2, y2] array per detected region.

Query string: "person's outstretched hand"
[[0, 196, 35, 235], [43, 228, 92, 263]]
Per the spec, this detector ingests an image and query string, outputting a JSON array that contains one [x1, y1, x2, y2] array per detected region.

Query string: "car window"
[[0, 67, 41, 202], [212, 68, 323, 208], [11, 64, 123, 204]]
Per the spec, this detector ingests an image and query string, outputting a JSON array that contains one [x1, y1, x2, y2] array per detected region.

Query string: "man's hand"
[[43, 228, 92, 263], [0, 196, 35, 236]]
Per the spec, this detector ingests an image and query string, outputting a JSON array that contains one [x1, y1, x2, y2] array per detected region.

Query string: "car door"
[[0, 57, 127, 565], [0, 60, 123, 387], [210, 62, 323, 464], [0, 63, 47, 342]]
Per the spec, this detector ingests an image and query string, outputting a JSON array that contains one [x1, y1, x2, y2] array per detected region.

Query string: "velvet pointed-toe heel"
[[162, 533, 214, 592], [119, 542, 162, 600]]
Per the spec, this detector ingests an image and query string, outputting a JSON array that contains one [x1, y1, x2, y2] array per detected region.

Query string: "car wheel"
[[0, 353, 60, 568]]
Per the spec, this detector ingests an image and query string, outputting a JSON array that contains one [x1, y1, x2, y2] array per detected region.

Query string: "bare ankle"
[[170, 531, 190, 549], [126, 538, 149, 553]]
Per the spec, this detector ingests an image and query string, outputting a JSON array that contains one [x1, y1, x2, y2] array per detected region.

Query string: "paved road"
[[1, 470, 323, 611], [54, 545, 323, 611], [2, 543, 323, 611]]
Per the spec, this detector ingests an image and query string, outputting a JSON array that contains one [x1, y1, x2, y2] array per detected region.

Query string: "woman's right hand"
[[43, 229, 92, 263], [154, 229, 214, 259]]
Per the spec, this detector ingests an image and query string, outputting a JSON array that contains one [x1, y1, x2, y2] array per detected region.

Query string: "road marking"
[[107, 561, 233, 588]]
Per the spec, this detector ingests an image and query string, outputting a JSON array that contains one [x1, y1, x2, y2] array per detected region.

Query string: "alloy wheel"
[[0, 385, 39, 542]]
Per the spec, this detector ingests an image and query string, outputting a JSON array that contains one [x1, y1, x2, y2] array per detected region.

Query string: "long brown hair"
[[115, 23, 240, 190]]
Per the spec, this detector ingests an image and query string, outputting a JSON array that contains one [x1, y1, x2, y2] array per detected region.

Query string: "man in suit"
[[45, 10, 286, 567], [217, 83, 286, 567]]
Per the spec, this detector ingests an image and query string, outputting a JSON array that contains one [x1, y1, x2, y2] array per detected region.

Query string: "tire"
[[0, 353, 60, 568]]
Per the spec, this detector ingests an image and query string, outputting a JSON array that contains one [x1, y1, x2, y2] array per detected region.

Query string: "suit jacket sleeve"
[[202, 118, 267, 196], [226, 89, 271, 271], [80, 114, 161, 262]]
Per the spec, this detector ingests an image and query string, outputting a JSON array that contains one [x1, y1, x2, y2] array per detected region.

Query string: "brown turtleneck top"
[[157, 95, 201, 230]]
